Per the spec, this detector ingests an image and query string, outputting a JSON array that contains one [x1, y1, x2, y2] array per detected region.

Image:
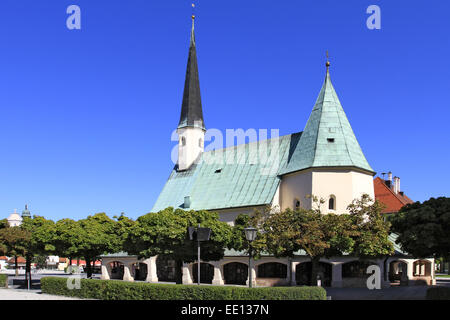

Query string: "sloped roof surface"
[[374, 177, 414, 214], [280, 68, 374, 175], [152, 134, 300, 212]]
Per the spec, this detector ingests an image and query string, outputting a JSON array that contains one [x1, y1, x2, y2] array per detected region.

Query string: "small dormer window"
[[327, 138, 335, 143], [215, 168, 222, 173]]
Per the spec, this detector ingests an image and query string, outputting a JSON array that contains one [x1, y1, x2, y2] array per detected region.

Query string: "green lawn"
[[436, 274, 450, 278]]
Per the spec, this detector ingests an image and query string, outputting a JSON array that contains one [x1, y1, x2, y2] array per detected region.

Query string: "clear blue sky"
[[0, 0, 448, 221]]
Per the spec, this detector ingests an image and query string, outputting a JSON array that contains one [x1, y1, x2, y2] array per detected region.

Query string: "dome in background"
[[7, 210, 23, 227], [22, 204, 31, 218]]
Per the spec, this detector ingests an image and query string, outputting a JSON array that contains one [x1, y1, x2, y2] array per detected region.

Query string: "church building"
[[101, 16, 435, 288]]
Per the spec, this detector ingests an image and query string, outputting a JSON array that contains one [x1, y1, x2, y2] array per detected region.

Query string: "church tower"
[[177, 15, 205, 171], [279, 57, 375, 213]]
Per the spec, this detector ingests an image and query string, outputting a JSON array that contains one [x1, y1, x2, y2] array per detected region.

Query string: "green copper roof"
[[21, 205, 31, 218], [152, 134, 300, 212], [280, 67, 374, 175]]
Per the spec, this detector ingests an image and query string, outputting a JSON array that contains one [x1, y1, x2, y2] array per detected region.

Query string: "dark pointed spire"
[[178, 15, 205, 130]]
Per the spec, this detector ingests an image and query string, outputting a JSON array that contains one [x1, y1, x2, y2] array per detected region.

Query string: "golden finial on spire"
[[326, 50, 331, 68], [191, 3, 195, 20]]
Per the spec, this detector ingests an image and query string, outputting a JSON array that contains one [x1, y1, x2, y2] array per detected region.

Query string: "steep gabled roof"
[[178, 17, 205, 130], [280, 64, 374, 175]]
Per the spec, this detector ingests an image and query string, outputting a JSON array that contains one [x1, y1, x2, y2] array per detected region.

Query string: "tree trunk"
[[175, 259, 183, 284], [14, 255, 18, 276], [25, 254, 32, 287], [447, 257, 450, 275], [85, 257, 92, 278], [77, 258, 80, 266], [310, 257, 320, 287]]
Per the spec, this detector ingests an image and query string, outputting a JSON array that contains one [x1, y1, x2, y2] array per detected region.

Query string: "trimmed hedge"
[[41, 277, 326, 300], [426, 287, 450, 300], [0, 274, 8, 288]]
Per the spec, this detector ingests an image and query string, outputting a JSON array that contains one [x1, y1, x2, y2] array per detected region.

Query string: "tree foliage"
[[77, 213, 120, 277], [347, 194, 394, 258], [124, 207, 233, 283], [390, 197, 450, 259]]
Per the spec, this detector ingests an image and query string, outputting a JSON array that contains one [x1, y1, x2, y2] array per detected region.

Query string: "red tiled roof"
[[374, 177, 414, 214], [70, 259, 102, 266], [7, 257, 26, 264], [0, 256, 8, 261]]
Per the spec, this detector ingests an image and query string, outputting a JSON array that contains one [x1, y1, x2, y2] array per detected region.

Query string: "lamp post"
[[244, 227, 257, 288], [188, 224, 211, 285]]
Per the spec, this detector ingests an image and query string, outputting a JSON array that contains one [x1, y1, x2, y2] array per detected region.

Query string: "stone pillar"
[[420, 263, 425, 276], [331, 263, 343, 288], [123, 264, 134, 282], [379, 260, 390, 288], [291, 262, 299, 286], [212, 264, 224, 285], [182, 263, 193, 285], [101, 263, 110, 280], [431, 259, 436, 285], [144, 257, 159, 283], [407, 260, 414, 280]]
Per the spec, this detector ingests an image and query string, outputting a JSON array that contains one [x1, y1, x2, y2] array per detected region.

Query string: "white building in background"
[[7, 210, 22, 227]]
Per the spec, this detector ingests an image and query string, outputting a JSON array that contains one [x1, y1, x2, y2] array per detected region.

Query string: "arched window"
[[181, 137, 186, 146], [329, 195, 336, 210], [199, 138, 203, 148], [294, 199, 300, 210]]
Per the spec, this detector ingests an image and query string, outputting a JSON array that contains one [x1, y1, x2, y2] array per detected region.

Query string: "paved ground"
[[0, 288, 80, 300], [326, 279, 450, 300], [326, 286, 429, 300]]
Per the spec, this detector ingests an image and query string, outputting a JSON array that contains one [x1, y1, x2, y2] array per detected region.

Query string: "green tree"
[[124, 208, 233, 284], [347, 194, 394, 258], [390, 197, 450, 274], [0, 226, 31, 276], [77, 213, 119, 278], [262, 206, 355, 286], [20, 216, 56, 283], [53, 218, 84, 270], [112, 213, 136, 253]]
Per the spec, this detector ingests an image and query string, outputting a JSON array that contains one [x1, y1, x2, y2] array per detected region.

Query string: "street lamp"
[[244, 227, 257, 288], [188, 224, 211, 285]]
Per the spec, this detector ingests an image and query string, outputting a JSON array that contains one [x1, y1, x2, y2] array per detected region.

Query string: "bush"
[[426, 287, 450, 300], [0, 274, 8, 288], [41, 277, 326, 300]]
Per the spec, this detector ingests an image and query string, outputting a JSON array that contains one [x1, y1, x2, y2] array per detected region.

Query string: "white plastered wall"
[[279, 168, 374, 214], [177, 127, 205, 171], [216, 206, 266, 226], [279, 170, 313, 211]]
